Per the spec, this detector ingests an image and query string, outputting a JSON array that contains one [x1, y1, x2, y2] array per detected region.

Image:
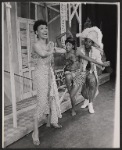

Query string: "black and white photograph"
[[2, 1, 120, 148]]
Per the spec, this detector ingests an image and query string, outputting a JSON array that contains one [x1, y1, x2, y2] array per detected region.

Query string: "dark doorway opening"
[[82, 4, 117, 79]]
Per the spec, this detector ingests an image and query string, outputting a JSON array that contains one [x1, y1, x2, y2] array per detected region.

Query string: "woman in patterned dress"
[[32, 20, 63, 145]]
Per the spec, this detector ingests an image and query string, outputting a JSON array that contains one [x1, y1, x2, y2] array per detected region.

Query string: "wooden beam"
[[70, 4, 79, 22], [60, 3, 66, 46], [48, 14, 60, 25], [35, 3, 37, 20], [16, 19, 24, 100], [15, 3, 24, 100], [69, 4, 71, 27], [44, 3, 48, 23], [46, 2, 60, 6], [27, 22, 32, 96], [47, 5, 60, 13], [72, 4, 80, 24], [2, 2, 5, 148], [79, 3, 82, 46], [31, 2, 45, 7], [75, 12, 80, 24], [5, 2, 17, 128]]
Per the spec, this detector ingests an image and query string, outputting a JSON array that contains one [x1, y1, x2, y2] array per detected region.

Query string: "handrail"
[[4, 69, 66, 90]]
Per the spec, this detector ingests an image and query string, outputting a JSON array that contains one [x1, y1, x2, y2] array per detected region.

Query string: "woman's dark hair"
[[33, 19, 47, 34], [65, 37, 76, 50]]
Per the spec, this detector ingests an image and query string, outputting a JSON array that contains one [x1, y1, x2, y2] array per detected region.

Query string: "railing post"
[[79, 3, 82, 46], [5, 2, 17, 128], [2, 3, 5, 148]]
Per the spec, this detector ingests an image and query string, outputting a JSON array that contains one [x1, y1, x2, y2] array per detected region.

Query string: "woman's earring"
[[36, 31, 38, 38]]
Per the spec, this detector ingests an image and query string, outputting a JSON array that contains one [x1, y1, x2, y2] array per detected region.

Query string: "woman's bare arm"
[[33, 43, 53, 58], [56, 32, 67, 48], [76, 49, 110, 67], [56, 30, 73, 48], [54, 47, 66, 54]]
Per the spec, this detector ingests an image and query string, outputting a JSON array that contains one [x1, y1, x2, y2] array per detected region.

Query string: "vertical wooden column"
[[79, 3, 82, 46], [5, 2, 17, 128], [68, 3, 71, 27], [45, 3, 49, 43], [60, 3, 67, 47], [35, 4, 37, 20], [2, 2, 5, 148], [45, 3, 48, 23], [15, 3, 23, 100]]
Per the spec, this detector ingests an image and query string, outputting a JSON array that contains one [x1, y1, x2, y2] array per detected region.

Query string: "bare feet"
[[32, 132, 40, 145]]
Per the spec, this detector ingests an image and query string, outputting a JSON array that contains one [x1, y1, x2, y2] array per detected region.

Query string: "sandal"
[[52, 123, 62, 128], [32, 132, 40, 145]]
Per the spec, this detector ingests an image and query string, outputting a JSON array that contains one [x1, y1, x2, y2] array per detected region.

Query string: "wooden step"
[[99, 73, 110, 85]]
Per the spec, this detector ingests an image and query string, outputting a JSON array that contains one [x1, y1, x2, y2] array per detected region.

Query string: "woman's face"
[[84, 38, 93, 49], [66, 42, 73, 52], [36, 24, 48, 39]]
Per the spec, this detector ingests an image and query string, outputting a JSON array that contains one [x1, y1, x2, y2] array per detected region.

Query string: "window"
[[17, 2, 35, 20]]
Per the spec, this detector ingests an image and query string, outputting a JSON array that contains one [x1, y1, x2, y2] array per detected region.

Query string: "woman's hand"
[[76, 48, 82, 56], [54, 47, 66, 54], [47, 41, 55, 53]]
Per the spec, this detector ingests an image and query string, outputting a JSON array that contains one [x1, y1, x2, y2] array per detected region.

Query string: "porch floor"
[[6, 79, 116, 148], [4, 73, 112, 148]]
